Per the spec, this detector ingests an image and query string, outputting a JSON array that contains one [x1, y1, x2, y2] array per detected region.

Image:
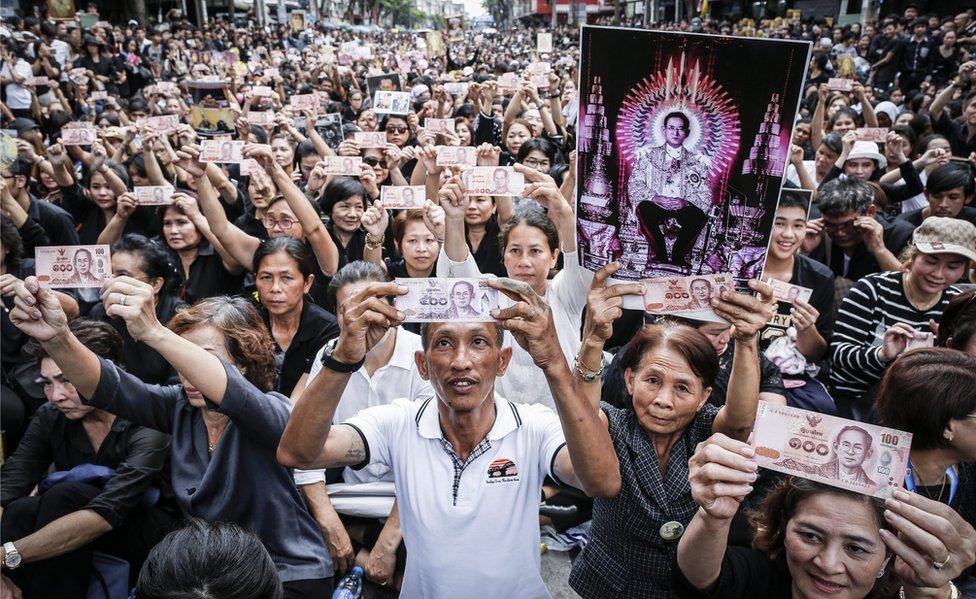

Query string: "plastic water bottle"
[[331, 566, 364, 599]]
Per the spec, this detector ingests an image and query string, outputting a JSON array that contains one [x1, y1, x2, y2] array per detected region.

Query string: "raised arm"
[[438, 171, 472, 263], [277, 281, 408, 469], [359, 199, 390, 270], [710, 280, 776, 441], [488, 277, 621, 497], [810, 84, 828, 151], [677, 433, 758, 590]]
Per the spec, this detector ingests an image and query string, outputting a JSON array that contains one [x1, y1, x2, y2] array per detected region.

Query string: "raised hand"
[[8, 276, 69, 342], [709, 280, 776, 342], [333, 281, 408, 365], [175, 144, 205, 178], [688, 433, 758, 520], [100, 276, 162, 343], [475, 143, 500, 167], [115, 192, 138, 220], [360, 199, 389, 236], [582, 262, 645, 345], [422, 200, 445, 241], [487, 278, 562, 371], [437, 172, 468, 220]]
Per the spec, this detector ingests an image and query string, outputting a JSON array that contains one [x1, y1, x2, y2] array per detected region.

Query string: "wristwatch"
[[320, 338, 365, 374], [2, 543, 21, 570]]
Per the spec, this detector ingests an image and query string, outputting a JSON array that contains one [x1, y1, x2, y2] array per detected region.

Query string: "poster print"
[[576, 26, 811, 291]]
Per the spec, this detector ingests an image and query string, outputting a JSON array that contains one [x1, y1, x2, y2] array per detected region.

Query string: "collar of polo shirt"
[[416, 394, 522, 441]]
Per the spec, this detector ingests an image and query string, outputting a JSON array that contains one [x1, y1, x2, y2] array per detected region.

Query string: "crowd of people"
[[1, 4, 976, 599]]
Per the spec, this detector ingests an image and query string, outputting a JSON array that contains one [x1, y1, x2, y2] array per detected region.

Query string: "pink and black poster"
[[576, 26, 811, 286]]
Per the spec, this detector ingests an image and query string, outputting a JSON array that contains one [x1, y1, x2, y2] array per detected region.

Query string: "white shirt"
[[345, 394, 565, 599], [785, 160, 819, 188], [308, 328, 433, 483], [1, 59, 33, 109], [436, 247, 593, 409]]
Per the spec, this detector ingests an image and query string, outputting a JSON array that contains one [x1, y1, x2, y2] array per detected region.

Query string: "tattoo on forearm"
[[344, 445, 365, 461]]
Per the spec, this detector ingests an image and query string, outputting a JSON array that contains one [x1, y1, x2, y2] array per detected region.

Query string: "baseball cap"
[[10, 117, 39, 133], [913, 216, 976, 263]]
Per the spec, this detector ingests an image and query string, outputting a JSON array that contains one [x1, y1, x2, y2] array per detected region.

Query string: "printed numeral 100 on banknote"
[[751, 401, 912, 498]]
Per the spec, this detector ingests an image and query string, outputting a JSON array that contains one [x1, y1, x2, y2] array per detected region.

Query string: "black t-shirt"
[[469, 219, 506, 278], [758, 254, 836, 361], [670, 546, 792, 598], [166, 241, 245, 305], [262, 299, 340, 396]]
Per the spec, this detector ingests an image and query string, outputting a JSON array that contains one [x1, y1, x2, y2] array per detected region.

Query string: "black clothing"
[[637, 201, 708, 267], [821, 161, 924, 210], [807, 215, 915, 281], [898, 206, 976, 228], [262, 299, 340, 396], [933, 110, 976, 158], [758, 254, 836, 353], [469, 219, 506, 278], [27, 194, 80, 247], [0, 403, 171, 525], [59, 183, 157, 245], [89, 292, 186, 385], [327, 224, 366, 269], [166, 241, 244, 305], [670, 546, 791, 598]]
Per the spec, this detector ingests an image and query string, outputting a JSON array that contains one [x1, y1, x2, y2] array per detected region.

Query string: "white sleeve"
[[343, 401, 408, 470], [549, 250, 594, 316], [436, 245, 484, 278], [524, 405, 567, 481], [293, 468, 327, 486]]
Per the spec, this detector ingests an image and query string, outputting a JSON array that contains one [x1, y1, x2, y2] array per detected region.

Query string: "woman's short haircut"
[[26, 319, 124, 364], [392, 208, 429, 246], [168, 296, 278, 392], [820, 132, 844, 155], [136, 519, 283, 599], [876, 347, 976, 450], [325, 260, 389, 312], [319, 176, 366, 215], [816, 176, 874, 216], [111, 234, 176, 290], [515, 137, 557, 166], [619, 321, 719, 390], [253, 236, 313, 280]]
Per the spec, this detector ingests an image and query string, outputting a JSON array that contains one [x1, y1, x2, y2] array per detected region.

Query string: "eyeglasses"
[[522, 158, 550, 169], [385, 126, 408, 134], [822, 218, 858, 233], [261, 216, 297, 230], [362, 156, 381, 167]]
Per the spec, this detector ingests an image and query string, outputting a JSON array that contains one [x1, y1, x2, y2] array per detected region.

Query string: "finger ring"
[[120, 295, 126, 306], [933, 555, 950, 570]]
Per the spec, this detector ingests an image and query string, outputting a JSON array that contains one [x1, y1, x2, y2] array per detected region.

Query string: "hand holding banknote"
[[8, 276, 70, 343], [688, 433, 758, 519], [711, 279, 776, 342], [487, 277, 563, 372], [881, 490, 976, 590], [583, 262, 646, 346], [333, 281, 408, 365]]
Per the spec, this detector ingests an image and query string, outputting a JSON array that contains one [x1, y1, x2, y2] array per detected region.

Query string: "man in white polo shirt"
[[278, 278, 619, 598]]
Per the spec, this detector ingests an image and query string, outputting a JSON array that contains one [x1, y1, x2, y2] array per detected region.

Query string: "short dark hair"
[[619, 321, 718, 390], [325, 260, 389, 312], [319, 176, 366, 215], [83, 159, 131, 190], [778, 190, 811, 215], [817, 176, 874, 216], [935, 289, 976, 350], [876, 348, 976, 450], [420, 320, 504, 350], [515, 137, 557, 167], [820, 132, 844, 155], [253, 236, 313, 280], [136, 519, 283, 599], [663, 111, 690, 131], [111, 234, 176, 290], [26, 319, 124, 363], [925, 163, 975, 197]]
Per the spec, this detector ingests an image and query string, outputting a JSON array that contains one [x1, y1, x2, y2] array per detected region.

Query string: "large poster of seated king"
[[576, 26, 811, 286]]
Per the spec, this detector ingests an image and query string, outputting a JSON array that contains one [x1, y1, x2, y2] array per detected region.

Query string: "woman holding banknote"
[[671, 432, 976, 598], [566, 263, 775, 599], [876, 348, 976, 593], [436, 165, 591, 408]]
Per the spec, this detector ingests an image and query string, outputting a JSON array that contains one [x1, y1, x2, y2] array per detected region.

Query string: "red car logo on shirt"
[[487, 458, 519, 478]]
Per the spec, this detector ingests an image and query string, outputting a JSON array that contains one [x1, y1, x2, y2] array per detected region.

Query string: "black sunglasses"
[[362, 156, 382, 167]]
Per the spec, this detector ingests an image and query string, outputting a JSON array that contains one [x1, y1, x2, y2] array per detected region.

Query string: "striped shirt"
[[829, 271, 960, 398]]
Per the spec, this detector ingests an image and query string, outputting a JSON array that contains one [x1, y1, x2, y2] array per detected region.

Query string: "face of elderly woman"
[[624, 346, 712, 435], [179, 325, 233, 409], [784, 493, 887, 599]]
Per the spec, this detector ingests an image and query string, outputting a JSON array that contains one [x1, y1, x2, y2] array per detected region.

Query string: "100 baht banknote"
[[394, 278, 499, 323], [35, 245, 112, 289], [642, 273, 735, 315], [751, 401, 912, 498]]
